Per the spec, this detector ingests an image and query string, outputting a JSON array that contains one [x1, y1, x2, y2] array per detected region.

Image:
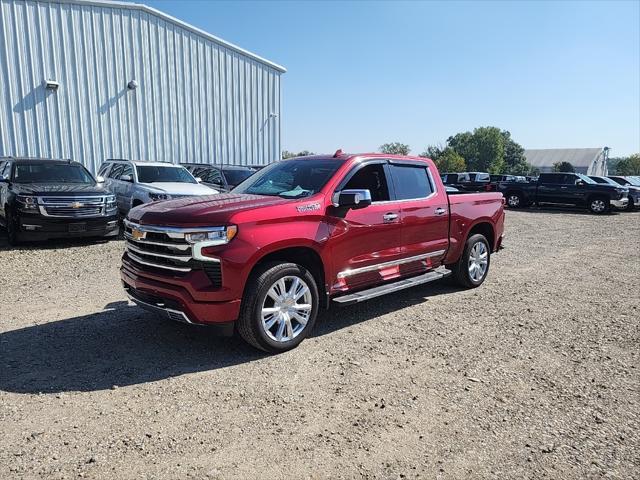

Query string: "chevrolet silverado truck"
[[499, 172, 628, 213], [121, 152, 505, 352]]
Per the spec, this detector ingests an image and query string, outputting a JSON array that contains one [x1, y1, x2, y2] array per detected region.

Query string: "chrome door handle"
[[383, 212, 398, 222], [434, 207, 446, 216]]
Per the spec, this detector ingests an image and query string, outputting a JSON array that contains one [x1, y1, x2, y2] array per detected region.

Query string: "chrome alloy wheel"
[[468, 241, 488, 282], [507, 195, 520, 207], [591, 199, 606, 213], [261, 276, 313, 343]]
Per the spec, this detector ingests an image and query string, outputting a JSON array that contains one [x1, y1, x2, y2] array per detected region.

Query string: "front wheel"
[[237, 262, 319, 353], [5, 208, 20, 246], [588, 196, 609, 214], [450, 234, 491, 288]]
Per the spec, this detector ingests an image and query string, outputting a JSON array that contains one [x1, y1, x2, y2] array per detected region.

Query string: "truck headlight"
[[185, 225, 237, 245], [149, 192, 171, 201], [16, 195, 38, 210], [105, 195, 117, 212]]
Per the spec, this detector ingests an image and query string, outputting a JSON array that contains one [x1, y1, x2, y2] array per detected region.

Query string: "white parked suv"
[[97, 160, 219, 214]]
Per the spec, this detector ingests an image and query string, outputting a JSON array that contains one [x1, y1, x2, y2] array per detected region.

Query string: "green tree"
[[419, 144, 444, 161], [282, 150, 314, 159], [379, 142, 410, 155], [614, 153, 640, 175], [501, 130, 530, 175], [433, 148, 466, 173], [448, 127, 504, 173], [553, 161, 575, 172], [445, 126, 533, 174]]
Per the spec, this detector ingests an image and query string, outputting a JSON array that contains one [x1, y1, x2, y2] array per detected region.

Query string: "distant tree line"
[[377, 127, 537, 175], [609, 154, 640, 175]]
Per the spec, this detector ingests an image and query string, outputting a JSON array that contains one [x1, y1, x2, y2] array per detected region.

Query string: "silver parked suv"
[[97, 160, 219, 215]]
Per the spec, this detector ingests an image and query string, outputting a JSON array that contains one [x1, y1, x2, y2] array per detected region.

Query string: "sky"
[[141, 0, 640, 157]]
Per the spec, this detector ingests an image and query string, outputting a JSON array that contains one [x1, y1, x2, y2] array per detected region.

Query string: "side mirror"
[[96, 175, 105, 183], [576, 180, 585, 186], [335, 189, 372, 209], [120, 174, 133, 182]]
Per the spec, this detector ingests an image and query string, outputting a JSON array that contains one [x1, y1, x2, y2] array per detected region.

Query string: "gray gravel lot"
[[1, 209, 639, 479]]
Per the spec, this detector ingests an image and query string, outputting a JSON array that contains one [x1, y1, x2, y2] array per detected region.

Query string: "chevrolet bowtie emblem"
[[131, 228, 146, 241], [71, 202, 83, 209]]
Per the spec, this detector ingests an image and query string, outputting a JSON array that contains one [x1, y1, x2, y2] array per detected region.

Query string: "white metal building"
[[0, 0, 285, 172], [524, 148, 609, 176]]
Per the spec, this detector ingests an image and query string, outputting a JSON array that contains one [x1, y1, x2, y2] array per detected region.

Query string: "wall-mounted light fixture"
[[45, 79, 60, 90], [127, 80, 139, 90]]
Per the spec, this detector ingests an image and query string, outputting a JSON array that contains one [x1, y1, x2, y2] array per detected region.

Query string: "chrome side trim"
[[337, 250, 446, 279], [126, 292, 193, 324], [125, 251, 192, 272], [126, 243, 192, 262]]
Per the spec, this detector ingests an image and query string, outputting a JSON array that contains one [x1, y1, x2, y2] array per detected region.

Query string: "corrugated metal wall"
[[0, 0, 283, 173]]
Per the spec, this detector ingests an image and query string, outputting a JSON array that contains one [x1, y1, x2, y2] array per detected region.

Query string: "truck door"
[[536, 173, 564, 204], [327, 160, 406, 292], [388, 161, 449, 267]]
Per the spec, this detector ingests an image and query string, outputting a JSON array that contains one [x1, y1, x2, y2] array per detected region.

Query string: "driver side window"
[[343, 164, 390, 202]]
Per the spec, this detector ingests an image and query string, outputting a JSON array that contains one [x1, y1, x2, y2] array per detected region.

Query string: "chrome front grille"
[[38, 196, 114, 218], [123, 220, 222, 287]]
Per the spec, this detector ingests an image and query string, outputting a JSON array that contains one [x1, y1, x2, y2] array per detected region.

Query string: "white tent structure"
[[524, 148, 609, 175]]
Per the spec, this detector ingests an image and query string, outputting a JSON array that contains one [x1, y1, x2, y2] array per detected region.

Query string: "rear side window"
[[389, 164, 433, 200], [539, 173, 562, 184]]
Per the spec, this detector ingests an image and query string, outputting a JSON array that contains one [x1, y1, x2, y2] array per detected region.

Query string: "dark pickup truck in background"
[[0, 157, 119, 245], [498, 172, 628, 213]]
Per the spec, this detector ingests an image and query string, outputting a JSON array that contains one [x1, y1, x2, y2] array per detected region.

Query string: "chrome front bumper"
[[611, 197, 629, 209]]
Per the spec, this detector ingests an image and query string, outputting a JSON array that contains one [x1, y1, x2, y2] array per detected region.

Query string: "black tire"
[[626, 196, 635, 211], [5, 207, 20, 246], [588, 196, 610, 214], [450, 234, 491, 289], [237, 261, 319, 353], [505, 191, 524, 209]]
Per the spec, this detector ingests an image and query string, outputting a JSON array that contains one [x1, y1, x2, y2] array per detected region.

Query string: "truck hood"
[[11, 183, 111, 196], [128, 193, 291, 226], [139, 182, 219, 195]]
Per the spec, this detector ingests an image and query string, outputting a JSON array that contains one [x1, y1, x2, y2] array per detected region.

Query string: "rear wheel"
[[237, 262, 319, 353], [505, 192, 523, 208], [588, 196, 609, 214], [450, 234, 491, 288]]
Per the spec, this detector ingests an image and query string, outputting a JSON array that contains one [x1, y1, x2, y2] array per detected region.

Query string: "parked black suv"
[[181, 163, 255, 192], [589, 176, 640, 211], [0, 157, 119, 245], [498, 172, 628, 213]]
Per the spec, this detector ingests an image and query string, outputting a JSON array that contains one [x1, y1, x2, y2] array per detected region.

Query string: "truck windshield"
[[233, 159, 343, 198], [137, 166, 196, 184], [13, 163, 94, 184]]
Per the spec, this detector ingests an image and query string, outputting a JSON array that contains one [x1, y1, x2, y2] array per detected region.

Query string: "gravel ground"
[[1, 208, 639, 479]]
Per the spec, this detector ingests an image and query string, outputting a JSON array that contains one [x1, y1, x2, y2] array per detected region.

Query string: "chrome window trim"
[[337, 250, 446, 279]]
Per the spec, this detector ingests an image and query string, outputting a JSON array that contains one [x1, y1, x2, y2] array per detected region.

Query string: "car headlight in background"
[[149, 192, 171, 201], [16, 195, 38, 211], [185, 225, 237, 245]]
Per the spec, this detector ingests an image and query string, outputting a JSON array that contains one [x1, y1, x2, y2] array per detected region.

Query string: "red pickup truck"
[[121, 153, 505, 352]]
